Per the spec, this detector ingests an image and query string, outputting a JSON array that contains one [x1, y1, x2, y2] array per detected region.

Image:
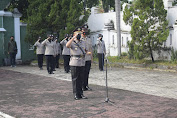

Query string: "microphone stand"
[[104, 56, 113, 103]]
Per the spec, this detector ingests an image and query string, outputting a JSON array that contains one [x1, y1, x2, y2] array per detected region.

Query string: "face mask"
[[48, 38, 51, 42], [77, 34, 81, 40], [100, 38, 102, 41]]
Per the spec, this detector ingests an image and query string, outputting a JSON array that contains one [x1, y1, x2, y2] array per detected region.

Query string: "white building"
[[87, 0, 177, 59]]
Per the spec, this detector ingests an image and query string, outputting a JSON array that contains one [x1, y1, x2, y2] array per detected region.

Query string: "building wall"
[[88, 6, 132, 56], [20, 25, 36, 62], [3, 16, 14, 55], [0, 10, 36, 66], [88, 1, 177, 59], [0, 32, 4, 66]]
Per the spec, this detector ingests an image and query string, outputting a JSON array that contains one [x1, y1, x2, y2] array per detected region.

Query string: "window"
[[112, 35, 114, 44], [164, 41, 166, 47], [126, 37, 128, 47], [170, 34, 172, 45], [122, 37, 124, 46]]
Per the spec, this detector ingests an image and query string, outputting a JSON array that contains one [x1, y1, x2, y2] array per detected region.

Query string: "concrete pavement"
[[0, 65, 177, 118], [2, 65, 177, 99]]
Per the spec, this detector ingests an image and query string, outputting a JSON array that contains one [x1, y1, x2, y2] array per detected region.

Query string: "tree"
[[26, 0, 53, 43], [102, 0, 115, 12], [123, 0, 169, 62], [66, 0, 87, 33], [6, 0, 29, 22], [26, 0, 90, 43]]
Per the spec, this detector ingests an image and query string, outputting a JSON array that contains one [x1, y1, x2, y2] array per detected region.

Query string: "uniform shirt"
[[56, 42, 61, 55], [42, 39, 56, 56], [60, 39, 70, 55], [34, 41, 45, 54], [69, 39, 87, 67], [82, 37, 92, 61], [97, 39, 106, 54], [53, 41, 58, 55]]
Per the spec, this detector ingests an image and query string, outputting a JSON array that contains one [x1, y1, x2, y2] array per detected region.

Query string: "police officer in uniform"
[[66, 28, 88, 100], [60, 34, 71, 73], [34, 36, 45, 70], [55, 37, 61, 68], [42, 35, 56, 74], [51, 35, 57, 71], [81, 25, 93, 91], [97, 34, 106, 71]]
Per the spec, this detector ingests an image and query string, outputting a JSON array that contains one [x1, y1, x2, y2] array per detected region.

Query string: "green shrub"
[[171, 48, 177, 62], [121, 52, 128, 56]]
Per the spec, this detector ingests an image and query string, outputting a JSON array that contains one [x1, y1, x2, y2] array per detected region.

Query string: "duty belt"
[[71, 55, 85, 58]]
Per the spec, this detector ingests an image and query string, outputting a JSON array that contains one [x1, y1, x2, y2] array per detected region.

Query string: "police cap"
[[73, 27, 82, 34]]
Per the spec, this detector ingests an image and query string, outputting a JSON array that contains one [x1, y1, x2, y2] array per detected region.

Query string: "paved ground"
[[0, 65, 177, 118]]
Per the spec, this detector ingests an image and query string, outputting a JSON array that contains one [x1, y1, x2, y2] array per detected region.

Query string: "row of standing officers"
[[34, 27, 106, 100]]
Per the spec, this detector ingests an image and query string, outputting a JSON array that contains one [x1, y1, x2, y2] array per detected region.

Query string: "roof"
[[0, 28, 6, 32]]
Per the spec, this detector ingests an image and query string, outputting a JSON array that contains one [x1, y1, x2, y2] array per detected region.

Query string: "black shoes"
[[83, 86, 92, 91], [48, 71, 54, 74], [74, 94, 88, 100], [74, 96, 80, 100], [80, 94, 88, 99]]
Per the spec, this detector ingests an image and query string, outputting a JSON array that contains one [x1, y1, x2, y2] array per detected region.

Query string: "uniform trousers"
[[55, 54, 60, 68], [98, 53, 104, 71], [45, 55, 54, 73], [71, 66, 84, 97], [10, 52, 16, 66], [83, 60, 91, 89], [63, 55, 70, 72], [53, 56, 56, 70], [37, 54, 44, 68]]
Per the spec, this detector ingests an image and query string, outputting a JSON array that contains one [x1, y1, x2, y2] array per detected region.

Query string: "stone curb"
[[30, 61, 177, 73], [0, 112, 15, 118]]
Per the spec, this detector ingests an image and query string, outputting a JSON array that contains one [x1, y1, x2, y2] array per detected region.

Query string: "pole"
[[105, 58, 109, 102], [115, 0, 121, 56]]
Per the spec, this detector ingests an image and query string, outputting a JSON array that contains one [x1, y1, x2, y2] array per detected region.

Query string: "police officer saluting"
[[42, 35, 56, 74], [60, 34, 71, 73], [34, 36, 45, 70], [66, 27, 88, 100]]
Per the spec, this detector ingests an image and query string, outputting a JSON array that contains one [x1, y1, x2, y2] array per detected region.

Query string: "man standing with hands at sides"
[[81, 25, 93, 91], [34, 36, 45, 70], [55, 37, 61, 69], [66, 28, 88, 100], [97, 34, 106, 71], [60, 34, 70, 73], [8, 36, 17, 67], [42, 35, 56, 74]]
